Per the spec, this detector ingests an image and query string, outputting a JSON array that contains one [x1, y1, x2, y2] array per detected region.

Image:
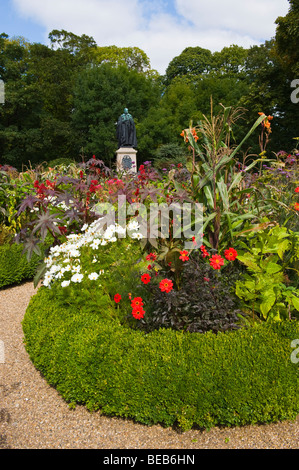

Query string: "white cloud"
[[175, 0, 289, 40], [12, 0, 290, 74]]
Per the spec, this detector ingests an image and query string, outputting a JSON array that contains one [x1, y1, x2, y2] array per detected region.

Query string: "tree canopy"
[[0, 3, 298, 170]]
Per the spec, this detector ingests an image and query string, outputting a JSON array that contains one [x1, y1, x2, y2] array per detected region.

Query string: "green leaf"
[[203, 185, 214, 209], [265, 262, 282, 274], [229, 114, 266, 160], [33, 260, 47, 288], [291, 296, 299, 312], [237, 254, 261, 273], [260, 292, 276, 318], [202, 212, 217, 232], [216, 180, 229, 211], [228, 171, 243, 193]]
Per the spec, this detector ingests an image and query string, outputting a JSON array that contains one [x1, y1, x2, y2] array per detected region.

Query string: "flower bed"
[[22, 286, 299, 431], [1, 106, 298, 429]]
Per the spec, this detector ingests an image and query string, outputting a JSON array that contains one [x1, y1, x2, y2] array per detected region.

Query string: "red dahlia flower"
[[209, 254, 224, 270], [114, 293, 121, 303], [131, 297, 144, 308], [132, 306, 145, 320], [159, 279, 173, 293], [295, 187, 299, 193], [146, 252, 157, 261], [294, 202, 299, 211], [141, 273, 151, 284], [224, 248, 238, 261], [179, 250, 189, 262], [200, 245, 209, 258]]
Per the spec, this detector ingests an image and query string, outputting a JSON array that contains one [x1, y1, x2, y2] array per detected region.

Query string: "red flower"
[[209, 254, 225, 270], [294, 202, 299, 211], [132, 305, 145, 320], [224, 248, 238, 261], [146, 252, 157, 261], [179, 250, 189, 262], [203, 277, 210, 282], [131, 297, 144, 308], [58, 226, 67, 235], [141, 273, 151, 284], [114, 293, 122, 303], [46, 179, 55, 189], [34, 180, 39, 188], [295, 187, 299, 193], [139, 164, 146, 175], [200, 244, 209, 258], [159, 279, 173, 293]]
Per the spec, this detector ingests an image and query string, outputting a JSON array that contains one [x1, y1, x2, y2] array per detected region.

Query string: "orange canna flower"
[[180, 127, 198, 142]]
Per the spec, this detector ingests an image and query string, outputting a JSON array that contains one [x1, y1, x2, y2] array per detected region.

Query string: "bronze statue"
[[116, 108, 137, 148]]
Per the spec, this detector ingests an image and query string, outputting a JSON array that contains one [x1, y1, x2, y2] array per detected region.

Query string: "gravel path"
[[0, 281, 298, 450]]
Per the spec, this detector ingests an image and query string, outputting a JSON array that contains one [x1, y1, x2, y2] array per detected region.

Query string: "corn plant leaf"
[[203, 185, 214, 209], [229, 113, 266, 160], [216, 180, 229, 211]]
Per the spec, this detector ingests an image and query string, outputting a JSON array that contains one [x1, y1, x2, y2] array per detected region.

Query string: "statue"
[[116, 108, 137, 148]]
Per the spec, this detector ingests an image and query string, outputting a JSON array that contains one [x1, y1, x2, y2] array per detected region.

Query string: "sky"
[[0, 0, 290, 74]]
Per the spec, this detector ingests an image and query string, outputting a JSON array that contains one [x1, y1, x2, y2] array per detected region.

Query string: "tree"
[[0, 35, 42, 167], [211, 45, 248, 78], [71, 63, 161, 165], [91, 45, 153, 75], [165, 47, 213, 84], [0, 32, 91, 168], [274, 0, 299, 75], [238, 38, 299, 155], [48, 29, 97, 63]]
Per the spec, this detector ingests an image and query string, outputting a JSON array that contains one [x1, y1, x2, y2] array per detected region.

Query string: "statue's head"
[[124, 108, 128, 114]]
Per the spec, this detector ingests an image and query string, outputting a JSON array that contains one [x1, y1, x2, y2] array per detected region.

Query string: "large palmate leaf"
[[17, 194, 40, 215], [21, 235, 42, 262], [32, 211, 62, 240]]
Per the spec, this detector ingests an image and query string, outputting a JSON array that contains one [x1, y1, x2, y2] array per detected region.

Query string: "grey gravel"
[[0, 282, 298, 449]]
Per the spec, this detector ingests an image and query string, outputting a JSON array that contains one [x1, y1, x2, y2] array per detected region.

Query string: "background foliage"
[[0, 0, 298, 169]]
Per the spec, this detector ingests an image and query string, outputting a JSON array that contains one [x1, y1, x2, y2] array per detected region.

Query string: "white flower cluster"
[[42, 218, 141, 288]]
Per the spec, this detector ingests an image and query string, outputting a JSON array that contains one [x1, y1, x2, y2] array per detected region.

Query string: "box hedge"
[[0, 243, 41, 289], [22, 287, 299, 431]]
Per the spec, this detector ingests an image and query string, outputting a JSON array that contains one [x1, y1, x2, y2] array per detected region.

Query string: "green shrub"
[[47, 157, 77, 168], [0, 243, 41, 288], [22, 287, 299, 431]]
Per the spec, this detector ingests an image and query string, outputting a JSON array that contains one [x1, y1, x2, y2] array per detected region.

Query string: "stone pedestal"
[[116, 147, 137, 174]]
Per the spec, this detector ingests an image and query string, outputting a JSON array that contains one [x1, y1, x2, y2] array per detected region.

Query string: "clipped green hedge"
[[22, 287, 299, 431], [0, 243, 41, 289]]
